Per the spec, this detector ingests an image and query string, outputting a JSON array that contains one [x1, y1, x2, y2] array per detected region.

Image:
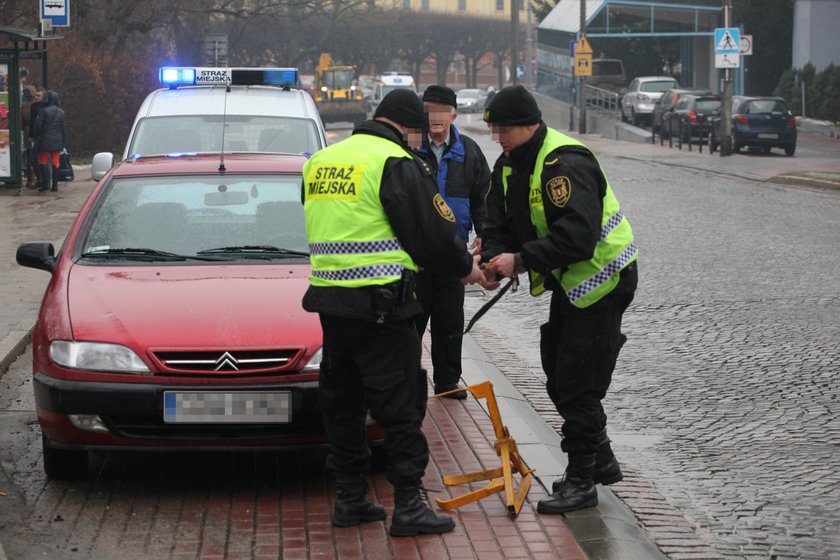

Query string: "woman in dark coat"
[[32, 90, 67, 192]]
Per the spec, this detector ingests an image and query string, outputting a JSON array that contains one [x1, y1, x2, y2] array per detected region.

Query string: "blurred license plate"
[[758, 133, 778, 139], [163, 391, 291, 423]]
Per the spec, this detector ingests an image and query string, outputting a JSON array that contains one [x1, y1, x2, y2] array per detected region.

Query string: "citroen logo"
[[215, 352, 240, 371]]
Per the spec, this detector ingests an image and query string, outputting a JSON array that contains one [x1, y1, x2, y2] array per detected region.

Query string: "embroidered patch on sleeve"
[[433, 193, 456, 222], [546, 176, 572, 208]]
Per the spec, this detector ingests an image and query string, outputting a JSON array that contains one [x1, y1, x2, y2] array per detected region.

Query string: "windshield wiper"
[[82, 248, 225, 261], [196, 245, 310, 257]]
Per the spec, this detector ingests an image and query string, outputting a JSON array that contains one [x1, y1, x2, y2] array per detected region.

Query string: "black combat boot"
[[553, 429, 622, 492], [331, 474, 386, 528], [50, 165, 59, 192], [37, 164, 51, 191], [538, 453, 598, 514], [389, 485, 455, 537]]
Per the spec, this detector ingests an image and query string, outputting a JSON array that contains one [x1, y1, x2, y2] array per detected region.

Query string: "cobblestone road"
[[463, 134, 840, 560]]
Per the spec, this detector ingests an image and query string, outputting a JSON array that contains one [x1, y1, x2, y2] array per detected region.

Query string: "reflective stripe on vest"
[[303, 134, 418, 288], [501, 127, 637, 308]]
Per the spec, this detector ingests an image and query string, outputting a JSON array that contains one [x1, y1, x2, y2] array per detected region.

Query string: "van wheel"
[[784, 144, 796, 156], [42, 436, 88, 479]]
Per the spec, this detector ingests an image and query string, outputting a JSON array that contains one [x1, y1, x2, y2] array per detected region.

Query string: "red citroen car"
[[17, 152, 381, 478]]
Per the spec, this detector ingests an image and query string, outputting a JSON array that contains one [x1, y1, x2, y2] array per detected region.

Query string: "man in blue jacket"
[[417, 85, 490, 399]]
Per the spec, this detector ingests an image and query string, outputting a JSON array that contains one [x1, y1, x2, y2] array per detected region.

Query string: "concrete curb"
[[459, 333, 667, 560], [0, 329, 31, 377]]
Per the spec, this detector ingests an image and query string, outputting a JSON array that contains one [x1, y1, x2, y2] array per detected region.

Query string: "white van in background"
[[365, 72, 418, 113]]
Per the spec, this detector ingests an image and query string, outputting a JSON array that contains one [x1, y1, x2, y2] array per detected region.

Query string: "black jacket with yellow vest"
[[302, 120, 474, 322], [481, 123, 636, 303]]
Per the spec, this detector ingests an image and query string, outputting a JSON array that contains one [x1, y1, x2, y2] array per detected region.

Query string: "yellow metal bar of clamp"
[[431, 380, 534, 517]]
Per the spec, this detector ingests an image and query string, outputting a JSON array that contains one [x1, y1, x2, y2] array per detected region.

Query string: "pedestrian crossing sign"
[[715, 28, 740, 54]]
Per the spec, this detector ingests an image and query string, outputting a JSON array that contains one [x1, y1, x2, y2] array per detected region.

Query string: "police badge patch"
[[433, 193, 456, 222], [546, 176, 572, 208]]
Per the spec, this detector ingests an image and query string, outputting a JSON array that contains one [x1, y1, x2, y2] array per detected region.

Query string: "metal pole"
[[720, 0, 733, 156], [511, 0, 520, 85], [526, 0, 533, 89], [579, 0, 587, 134]]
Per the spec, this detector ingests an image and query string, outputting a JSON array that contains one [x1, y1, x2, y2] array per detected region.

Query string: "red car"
[[17, 153, 382, 478]]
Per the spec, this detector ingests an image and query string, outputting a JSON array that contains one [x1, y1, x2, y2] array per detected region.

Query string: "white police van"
[[92, 67, 328, 180], [364, 72, 418, 114]]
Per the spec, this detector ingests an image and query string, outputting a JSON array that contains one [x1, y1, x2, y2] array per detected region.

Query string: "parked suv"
[[709, 96, 797, 156], [620, 76, 679, 126], [663, 94, 721, 142]]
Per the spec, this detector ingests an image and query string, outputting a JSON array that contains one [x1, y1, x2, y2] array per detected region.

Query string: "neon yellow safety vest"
[[303, 133, 418, 288], [501, 127, 637, 308]]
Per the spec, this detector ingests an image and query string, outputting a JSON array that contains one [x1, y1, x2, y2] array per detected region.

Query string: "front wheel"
[[42, 436, 88, 479]]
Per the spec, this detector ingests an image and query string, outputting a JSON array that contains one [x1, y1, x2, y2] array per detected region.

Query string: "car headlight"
[[302, 347, 322, 372], [50, 341, 151, 374]]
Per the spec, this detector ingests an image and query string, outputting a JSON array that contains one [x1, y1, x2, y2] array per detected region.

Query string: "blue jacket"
[[420, 125, 490, 242]]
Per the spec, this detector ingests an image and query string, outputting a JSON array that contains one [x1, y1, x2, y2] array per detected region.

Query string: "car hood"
[[66, 264, 319, 350]]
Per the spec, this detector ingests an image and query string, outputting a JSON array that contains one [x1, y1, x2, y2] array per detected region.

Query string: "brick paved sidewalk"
[[0, 367, 586, 560]]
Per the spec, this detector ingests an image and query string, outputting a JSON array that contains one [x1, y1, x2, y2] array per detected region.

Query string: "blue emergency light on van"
[[158, 67, 299, 88], [159, 67, 197, 86]]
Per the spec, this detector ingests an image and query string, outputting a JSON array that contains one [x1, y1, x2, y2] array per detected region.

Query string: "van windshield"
[[128, 115, 322, 157], [593, 61, 623, 75], [381, 85, 417, 96]]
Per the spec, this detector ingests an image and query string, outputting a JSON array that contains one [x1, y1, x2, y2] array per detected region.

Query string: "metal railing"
[[584, 84, 620, 112]]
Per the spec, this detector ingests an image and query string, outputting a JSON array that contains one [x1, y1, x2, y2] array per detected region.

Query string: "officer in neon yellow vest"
[[480, 86, 638, 515], [302, 89, 486, 537]]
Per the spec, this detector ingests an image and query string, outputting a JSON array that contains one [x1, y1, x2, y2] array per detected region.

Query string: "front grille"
[[152, 349, 302, 375]]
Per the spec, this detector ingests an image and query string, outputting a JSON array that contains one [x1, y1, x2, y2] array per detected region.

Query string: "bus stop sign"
[[41, 0, 70, 28]]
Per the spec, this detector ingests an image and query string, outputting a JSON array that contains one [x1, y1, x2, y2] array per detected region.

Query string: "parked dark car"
[[664, 94, 721, 142], [653, 88, 710, 135], [709, 96, 797, 156]]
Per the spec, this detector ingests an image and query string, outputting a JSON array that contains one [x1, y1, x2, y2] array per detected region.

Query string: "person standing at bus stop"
[[480, 85, 638, 514], [32, 90, 66, 192], [302, 89, 486, 536], [416, 85, 490, 399]]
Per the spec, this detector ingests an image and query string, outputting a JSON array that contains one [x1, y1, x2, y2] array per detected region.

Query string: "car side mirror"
[[91, 152, 115, 182], [17, 242, 57, 273]]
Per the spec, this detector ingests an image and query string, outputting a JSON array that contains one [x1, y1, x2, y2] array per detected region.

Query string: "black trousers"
[[414, 270, 465, 387], [318, 314, 429, 488], [540, 271, 636, 456]]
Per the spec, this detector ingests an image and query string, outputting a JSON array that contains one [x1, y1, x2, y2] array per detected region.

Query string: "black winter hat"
[[483, 85, 542, 125], [422, 85, 457, 108], [374, 89, 425, 129]]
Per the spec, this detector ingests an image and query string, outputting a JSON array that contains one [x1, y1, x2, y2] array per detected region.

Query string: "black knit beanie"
[[374, 89, 425, 129], [483, 85, 542, 125], [422, 85, 457, 107]]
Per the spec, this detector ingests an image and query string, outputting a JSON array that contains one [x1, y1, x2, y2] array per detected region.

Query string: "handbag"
[[58, 149, 75, 182]]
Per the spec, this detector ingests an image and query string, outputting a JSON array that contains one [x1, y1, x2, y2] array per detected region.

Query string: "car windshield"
[[641, 80, 678, 93], [128, 115, 321, 157], [80, 174, 309, 259], [744, 100, 788, 115]]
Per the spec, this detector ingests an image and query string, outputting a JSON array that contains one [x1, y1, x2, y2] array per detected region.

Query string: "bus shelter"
[[0, 27, 60, 189], [537, 0, 730, 103]]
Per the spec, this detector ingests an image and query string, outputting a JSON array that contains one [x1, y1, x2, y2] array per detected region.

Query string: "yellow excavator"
[[314, 53, 366, 126]]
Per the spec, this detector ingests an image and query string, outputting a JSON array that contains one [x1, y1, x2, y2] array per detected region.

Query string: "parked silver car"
[[620, 76, 679, 126]]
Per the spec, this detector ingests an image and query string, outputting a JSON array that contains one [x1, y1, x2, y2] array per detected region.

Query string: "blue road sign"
[[715, 28, 740, 54], [41, 0, 70, 28]]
